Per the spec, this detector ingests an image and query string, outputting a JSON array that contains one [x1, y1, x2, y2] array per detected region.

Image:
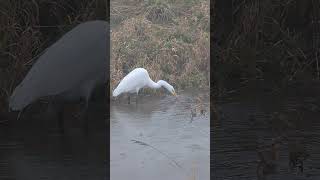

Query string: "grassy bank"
[[213, 0, 320, 95], [111, 0, 210, 93], [0, 0, 107, 113]]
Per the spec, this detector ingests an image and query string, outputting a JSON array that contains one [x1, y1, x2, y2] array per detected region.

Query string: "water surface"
[[111, 90, 210, 180], [0, 100, 107, 180], [213, 85, 320, 180]]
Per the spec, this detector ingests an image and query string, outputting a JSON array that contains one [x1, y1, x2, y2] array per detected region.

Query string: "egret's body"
[[9, 20, 109, 133], [113, 68, 175, 103]]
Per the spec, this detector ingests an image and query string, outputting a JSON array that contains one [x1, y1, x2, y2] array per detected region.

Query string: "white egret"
[[9, 20, 109, 133], [112, 68, 176, 103]]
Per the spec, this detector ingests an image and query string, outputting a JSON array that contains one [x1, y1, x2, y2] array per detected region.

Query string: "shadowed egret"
[[9, 20, 109, 133], [112, 68, 176, 104]]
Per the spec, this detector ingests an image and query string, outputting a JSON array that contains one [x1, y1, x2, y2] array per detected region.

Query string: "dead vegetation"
[[111, 0, 210, 93], [213, 0, 320, 95], [0, 0, 107, 116]]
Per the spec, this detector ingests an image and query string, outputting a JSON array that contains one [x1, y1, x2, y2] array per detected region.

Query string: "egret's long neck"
[[148, 79, 161, 89]]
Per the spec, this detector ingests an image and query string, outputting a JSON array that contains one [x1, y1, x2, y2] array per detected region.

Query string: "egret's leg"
[[135, 89, 140, 105], [82, 85, 95, 135], [136, 93, 139, 105], [49, 101, 64, 134], [83, 108, 89, 135], [81, 101, 90, 135], [57, 107, 65, 134]]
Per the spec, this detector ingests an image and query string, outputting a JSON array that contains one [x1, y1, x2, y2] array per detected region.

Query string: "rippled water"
[[0, 101, 107, 180], [213, 87, 320, 180], [5, 84, 319, 180], [110, 90, 210, 180]]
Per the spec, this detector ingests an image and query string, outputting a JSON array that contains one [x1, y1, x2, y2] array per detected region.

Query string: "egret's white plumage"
[[9, 20, 109, 111], [113, 68, 176, 97]]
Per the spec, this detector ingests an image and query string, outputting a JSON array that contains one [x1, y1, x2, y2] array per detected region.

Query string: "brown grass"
[[111, 0, 209, 93], [213, 0, 319, 94], [0, 0, 107, 112]]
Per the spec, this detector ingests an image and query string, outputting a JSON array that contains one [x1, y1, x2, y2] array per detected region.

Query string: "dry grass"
[[111, 0, 209, 93], [0, 0, 107, 113], [213, 0, 319, 94]]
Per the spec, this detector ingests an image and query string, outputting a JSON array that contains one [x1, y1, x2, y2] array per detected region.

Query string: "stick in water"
[[131, 139, 183, 169]]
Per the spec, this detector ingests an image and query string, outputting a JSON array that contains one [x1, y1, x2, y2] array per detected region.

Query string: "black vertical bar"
[[312, 0, 320, 79], [210, 0, 215, 179], [106, 0, 110, 179]]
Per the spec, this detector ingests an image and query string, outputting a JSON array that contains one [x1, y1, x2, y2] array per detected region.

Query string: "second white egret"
[[112, 68, 176, 103]]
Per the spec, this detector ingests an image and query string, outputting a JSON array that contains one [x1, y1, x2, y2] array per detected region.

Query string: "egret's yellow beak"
[[172, 91, 176, 96]]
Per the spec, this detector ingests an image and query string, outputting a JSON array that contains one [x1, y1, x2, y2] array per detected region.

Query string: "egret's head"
[[157, 80, 176, 96]]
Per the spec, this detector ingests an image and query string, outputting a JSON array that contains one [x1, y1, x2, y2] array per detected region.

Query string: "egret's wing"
[[10, 21, 109, 110], [113, 68, 148, 96]]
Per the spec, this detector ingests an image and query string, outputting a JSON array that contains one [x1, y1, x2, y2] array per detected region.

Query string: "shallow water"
[[0, 101, 107, 180], [213, 87, 320, 180], [110, 90, 210, 180]]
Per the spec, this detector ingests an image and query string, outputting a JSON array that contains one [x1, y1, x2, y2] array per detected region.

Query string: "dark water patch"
[[213, 85, 320, 179], [0, 101, 107, 180]]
